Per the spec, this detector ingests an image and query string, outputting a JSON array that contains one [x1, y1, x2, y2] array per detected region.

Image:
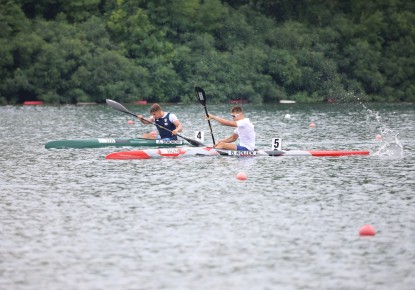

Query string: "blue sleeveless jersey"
[[155, 113, 178, 140]]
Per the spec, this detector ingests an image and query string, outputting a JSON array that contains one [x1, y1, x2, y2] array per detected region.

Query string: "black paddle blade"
[[195, 87, 206, 106], [106, 99, 137, 117], [195, 87, 216, 144]]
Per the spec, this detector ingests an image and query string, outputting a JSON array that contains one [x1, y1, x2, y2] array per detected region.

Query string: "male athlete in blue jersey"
[[137, 103, 183, 140]]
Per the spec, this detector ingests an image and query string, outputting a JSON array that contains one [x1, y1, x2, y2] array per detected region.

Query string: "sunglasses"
[[230, 113, 242, 118]]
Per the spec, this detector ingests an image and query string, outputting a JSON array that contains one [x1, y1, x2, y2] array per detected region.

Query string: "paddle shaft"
[[202, 106, 215, 144]]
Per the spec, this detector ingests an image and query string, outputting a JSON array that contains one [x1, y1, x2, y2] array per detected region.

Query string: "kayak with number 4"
[[45, 138, 187, 149], [105, 146, 370, 160]]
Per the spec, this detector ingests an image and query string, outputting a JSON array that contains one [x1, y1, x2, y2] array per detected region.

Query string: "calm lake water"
[[1, 101, 414, 290]]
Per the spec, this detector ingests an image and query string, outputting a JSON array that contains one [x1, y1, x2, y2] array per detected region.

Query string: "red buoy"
[[24, 101, 43, 105], [236, 172, 247, 180], [359, 224, 376, 236]]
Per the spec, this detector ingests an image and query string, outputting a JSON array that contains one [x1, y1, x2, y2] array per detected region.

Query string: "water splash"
[[358, 98, 404, 158], [374, 127, 404, 157]]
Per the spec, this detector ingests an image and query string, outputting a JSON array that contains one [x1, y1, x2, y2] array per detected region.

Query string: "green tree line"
[[0, 0, 414, 104]]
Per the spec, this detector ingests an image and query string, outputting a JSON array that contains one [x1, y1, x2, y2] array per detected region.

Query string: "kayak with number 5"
[[105, 146, 370, 160]]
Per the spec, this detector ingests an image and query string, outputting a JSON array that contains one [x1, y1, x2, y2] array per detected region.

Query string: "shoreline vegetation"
[[1, 1, 414, 105]]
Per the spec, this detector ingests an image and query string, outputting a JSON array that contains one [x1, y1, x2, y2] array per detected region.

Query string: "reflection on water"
[[0, 103, 414, 290]]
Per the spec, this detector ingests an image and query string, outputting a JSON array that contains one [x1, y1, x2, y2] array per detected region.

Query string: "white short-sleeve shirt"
[[234, 118, 255, 150]]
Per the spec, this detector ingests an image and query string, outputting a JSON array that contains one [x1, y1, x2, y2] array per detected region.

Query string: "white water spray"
[[358, 99, 404, 157]]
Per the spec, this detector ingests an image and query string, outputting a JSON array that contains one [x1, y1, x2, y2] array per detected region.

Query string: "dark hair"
[[150, 103, 162, 113]]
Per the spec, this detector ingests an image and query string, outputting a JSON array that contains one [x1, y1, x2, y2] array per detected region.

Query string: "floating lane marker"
[[236, 172, 248, 180], [359, 224, 376, 236]]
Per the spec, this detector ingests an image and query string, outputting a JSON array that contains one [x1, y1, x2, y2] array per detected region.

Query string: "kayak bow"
[[106, 147, 217, 159]]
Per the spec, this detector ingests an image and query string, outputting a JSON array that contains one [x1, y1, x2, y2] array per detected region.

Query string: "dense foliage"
[[1, 0, 414, 104]]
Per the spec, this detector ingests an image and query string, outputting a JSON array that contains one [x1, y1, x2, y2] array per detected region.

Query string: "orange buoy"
[[375, 134, 382, 141], [127, 120, 134, 124], [359, 224, 376, 236], [236, 172, 247, 180], [309, 123, 316, 128]]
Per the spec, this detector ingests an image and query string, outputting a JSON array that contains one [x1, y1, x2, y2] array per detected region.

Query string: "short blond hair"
[[231, 106, 243, 114]]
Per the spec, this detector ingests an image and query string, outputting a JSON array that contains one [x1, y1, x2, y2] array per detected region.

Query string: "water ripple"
[[1, 103, 414, 290]]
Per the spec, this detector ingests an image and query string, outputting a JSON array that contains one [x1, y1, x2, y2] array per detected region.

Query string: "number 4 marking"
[[195, 131, 204, 142]]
